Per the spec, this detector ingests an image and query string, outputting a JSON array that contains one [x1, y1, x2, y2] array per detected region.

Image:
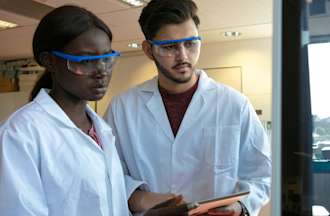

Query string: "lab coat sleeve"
[[0, 125, 48, 216], [104, 99, 146, 199], [238, 100, 271, 216]]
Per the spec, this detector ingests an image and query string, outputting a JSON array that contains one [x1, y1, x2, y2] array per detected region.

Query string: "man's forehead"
[[153, 19, 199, 41]]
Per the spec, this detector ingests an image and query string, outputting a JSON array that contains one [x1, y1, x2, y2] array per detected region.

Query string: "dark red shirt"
[[159, 80, 199, 137], [88, 124, 102, 149]]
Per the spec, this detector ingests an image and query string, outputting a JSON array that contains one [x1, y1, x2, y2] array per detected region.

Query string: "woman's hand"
[[144, 196, 199, 216], [129, 190, 178, 213]]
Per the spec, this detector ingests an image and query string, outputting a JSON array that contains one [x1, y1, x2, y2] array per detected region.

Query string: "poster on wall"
[[0, 58, 44, 93]]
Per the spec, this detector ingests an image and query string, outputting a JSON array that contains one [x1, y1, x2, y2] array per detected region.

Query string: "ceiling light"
[[223, 31, 241, 38], [0, 20, 18, 30], [128, 42, 141, 49], [120, 0, 144, 7]]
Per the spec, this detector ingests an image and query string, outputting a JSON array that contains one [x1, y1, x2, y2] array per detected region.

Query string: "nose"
[[175, 43, 188, 60], [94, 61, 109, 76]]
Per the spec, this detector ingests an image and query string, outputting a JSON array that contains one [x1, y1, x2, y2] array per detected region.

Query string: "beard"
[[154, 57, 194, 84]]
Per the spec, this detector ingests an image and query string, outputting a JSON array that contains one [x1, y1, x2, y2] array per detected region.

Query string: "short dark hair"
[[138, 0, 200, 40], [33, 5, 112, 66]]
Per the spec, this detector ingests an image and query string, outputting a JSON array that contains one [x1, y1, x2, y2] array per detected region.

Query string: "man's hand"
[[203, 201, 242, 216]]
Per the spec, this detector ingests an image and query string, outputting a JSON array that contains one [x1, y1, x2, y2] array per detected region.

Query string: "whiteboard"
[[204, 66, 242, 92]]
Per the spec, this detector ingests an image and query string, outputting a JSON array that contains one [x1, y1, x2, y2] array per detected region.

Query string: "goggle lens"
[[67, 57, 117, 75], [149, 36, 201, 57]]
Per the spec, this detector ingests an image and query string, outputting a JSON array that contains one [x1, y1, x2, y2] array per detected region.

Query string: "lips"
[[94, 83, 107, 91], [94, 85, 107, 90], [94, 79, 108, 87], [92, 86, 107, 99], [92, 79, 108, 93]]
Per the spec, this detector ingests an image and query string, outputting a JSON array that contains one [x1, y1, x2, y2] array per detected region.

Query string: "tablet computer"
[[188, 191, 250, 215]]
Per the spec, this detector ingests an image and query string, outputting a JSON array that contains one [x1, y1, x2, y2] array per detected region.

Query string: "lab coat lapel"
[[104, 138, 129, 216], [175, 91, 204, 139], [142, 77, 174, 141], [176, 71, 215, 139], [35, 89, 78, 129], [87, 108, 129, 216]]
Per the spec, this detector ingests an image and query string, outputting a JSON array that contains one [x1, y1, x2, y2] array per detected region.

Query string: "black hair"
[[30, 5, 112, 100], [138, 0, 200, 40], [29, 72, 52, 101]]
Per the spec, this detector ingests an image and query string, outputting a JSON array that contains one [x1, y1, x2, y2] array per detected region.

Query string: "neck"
[[49, 90, 91, 132], [158, 73, 198, 94]]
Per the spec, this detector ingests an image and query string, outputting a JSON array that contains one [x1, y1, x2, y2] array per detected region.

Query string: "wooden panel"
[[0, 75, 18, 92], [0, 91, 29, 121], [87, 101, 97, 112]]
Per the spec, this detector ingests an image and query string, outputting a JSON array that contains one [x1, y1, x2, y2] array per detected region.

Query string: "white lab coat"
[[105, 70, 271, 216], [0, 89, 138, 216]]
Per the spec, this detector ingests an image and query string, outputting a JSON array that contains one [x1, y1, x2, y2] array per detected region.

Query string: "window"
[[309, 42, 330, 163]]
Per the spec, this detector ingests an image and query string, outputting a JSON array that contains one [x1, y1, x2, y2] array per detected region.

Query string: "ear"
[[142, 40, 154, 60], [38, 52, 55, 70]]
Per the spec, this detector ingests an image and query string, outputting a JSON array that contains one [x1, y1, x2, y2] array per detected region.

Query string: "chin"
[[174, 73, 193, 83], [88, 94, 105, 102], [90, 88, 107, 100]]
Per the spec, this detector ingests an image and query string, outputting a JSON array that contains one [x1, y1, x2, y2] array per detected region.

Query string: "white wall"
[[0, 91, 30, 122], [198, 38, 272, 121], [97, 53, 157, 115]]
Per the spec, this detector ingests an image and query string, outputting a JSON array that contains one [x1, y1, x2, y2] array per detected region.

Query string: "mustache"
[[172, 62, 192, 69]]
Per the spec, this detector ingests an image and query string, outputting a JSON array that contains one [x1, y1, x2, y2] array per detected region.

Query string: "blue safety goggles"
[[149, 36, 201, 46], [51, 50, 121, 75], [148, 36, 201, 57], [51, 50, 121, 62]]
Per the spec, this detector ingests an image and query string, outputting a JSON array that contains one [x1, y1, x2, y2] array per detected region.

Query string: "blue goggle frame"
[[51, 50, 121, 62], [149, 36, 202, 46]]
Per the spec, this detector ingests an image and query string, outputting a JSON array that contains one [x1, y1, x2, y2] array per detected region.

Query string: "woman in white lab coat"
[[0, 5, 195, 216], [0, 5, 132, 216]]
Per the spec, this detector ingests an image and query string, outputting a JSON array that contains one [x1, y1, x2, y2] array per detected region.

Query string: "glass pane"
[[309, 43, 330, 161], [307, 0, 330, 213]]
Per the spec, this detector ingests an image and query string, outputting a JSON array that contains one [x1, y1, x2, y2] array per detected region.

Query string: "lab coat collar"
[[85, 105, 112, 133], [175, 70, 218, 139], [140, 69, 217, 93], [34, 89, 110, 133], [139, 69, 218, 140], [34, 89, 77, 129]]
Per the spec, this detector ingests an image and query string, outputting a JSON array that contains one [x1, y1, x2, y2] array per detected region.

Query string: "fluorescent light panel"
[[120, 0, 144, 7], [223, 31, 241, 37], [128, 42, 141, 49], [0, 19, 18, 29]]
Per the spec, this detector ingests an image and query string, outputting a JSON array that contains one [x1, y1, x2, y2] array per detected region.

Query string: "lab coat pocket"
[[202, 125, 240, 169], [46, 173, 78, 214], [64, 180, 103, 216]]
